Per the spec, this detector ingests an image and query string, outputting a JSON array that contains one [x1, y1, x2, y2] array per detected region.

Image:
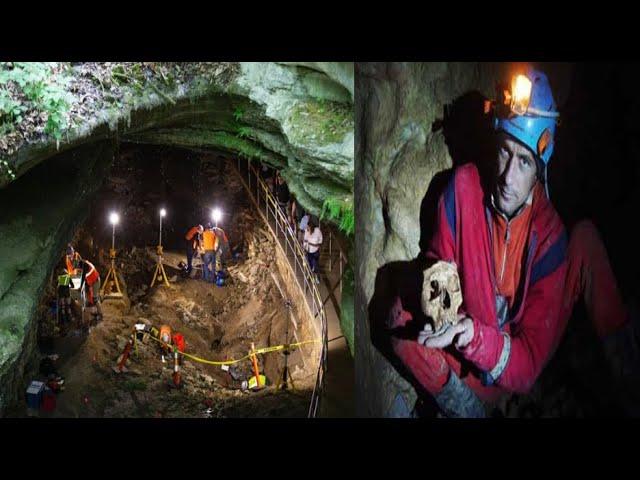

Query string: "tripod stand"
[[150, 244, 171, 288], [151, 209, 171, 288], [101, 247, 124, 299]]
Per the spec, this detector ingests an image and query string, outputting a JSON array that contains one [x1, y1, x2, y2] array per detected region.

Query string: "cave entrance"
[[28, 143, 318, 418]]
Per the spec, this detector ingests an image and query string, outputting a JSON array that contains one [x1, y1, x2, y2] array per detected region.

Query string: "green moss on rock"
[[289, 99, 353, 146]]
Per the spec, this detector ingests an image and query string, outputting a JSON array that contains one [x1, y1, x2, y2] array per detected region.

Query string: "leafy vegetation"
[[0, 89, 26, 126], [321, 196, 354, 236], [0, 62, 72, 144], [236, 126, 251, 139], [233, 107, 244, 122], [111, 64, 176, 106], [290, 98, 352, 145]]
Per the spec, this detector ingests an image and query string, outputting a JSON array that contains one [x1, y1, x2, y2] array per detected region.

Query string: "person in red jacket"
[[389, 67, 639, 417], [184, 224, 203, 275], [78, 258, 103, 325]]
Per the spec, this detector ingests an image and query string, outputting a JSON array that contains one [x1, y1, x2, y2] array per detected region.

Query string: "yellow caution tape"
[[141, 330, 319, 366]]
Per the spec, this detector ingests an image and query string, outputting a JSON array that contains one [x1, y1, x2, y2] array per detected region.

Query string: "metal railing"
[[323, 227, 349, 315], [230, 157, 328, 418]]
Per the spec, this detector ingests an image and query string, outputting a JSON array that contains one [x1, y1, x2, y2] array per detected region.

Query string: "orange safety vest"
[[202, 230, 217, 251], [65, 252, 81, 275], [159, 325, 172, 352]]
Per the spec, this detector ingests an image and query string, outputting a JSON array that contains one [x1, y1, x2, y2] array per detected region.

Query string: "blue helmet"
[[494, 68, 559, 167]]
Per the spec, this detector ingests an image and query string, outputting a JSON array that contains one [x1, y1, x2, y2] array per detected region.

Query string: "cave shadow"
[[369, 90, 496, 416], [368, 257, 439, 415], [420, 90, 495, 251]]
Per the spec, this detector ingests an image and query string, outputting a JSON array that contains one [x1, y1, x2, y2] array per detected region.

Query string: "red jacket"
[[416, 163, 567, 395]]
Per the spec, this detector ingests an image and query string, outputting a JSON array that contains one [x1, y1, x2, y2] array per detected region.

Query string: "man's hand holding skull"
[[419, 261, 474, 350], [419, 313, 474, 349]]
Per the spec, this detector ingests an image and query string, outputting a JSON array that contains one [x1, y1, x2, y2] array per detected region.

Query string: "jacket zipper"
[[487, 204, 533, 327], [499, 222, 511, 284], [485, 206, 499, 321]]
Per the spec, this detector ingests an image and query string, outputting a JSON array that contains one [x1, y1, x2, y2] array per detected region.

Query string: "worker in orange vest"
[[159, 324, 173, 355], [201, 223, 218, 283], [65, 244, 82, 276], [58, 245, 82, 328], [184, 224, 203, 276]]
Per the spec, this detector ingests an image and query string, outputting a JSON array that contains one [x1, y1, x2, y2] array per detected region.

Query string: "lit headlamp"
[[510, 74, 532, 115], [485, 73, 560, 120], [505, 74, 559, 118]]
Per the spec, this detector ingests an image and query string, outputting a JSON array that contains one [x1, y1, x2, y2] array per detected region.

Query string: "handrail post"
[[329, 231, 332, 272], [339, 252, 343, 299], [229, 157, 326, 418]]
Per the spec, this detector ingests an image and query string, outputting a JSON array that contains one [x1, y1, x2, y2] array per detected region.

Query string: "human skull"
[[421, 261, 463, 334]]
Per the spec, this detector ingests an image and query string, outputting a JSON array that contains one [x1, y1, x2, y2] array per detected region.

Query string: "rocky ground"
[[21, 224, 317, 418], [52, 263, 312, 417]]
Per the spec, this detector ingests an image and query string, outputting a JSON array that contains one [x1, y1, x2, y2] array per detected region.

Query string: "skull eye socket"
[[429, 279, 452, 308], [430, 280, 440, 301]]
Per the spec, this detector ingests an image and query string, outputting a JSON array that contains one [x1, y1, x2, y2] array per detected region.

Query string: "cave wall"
[[273, 240, 321, 364], [279, 62, 354, 99], [354, 62, 575, 417], [1, 63, 354, 231], [0, 141, 114, 413], [341, 262, 355, 355]]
